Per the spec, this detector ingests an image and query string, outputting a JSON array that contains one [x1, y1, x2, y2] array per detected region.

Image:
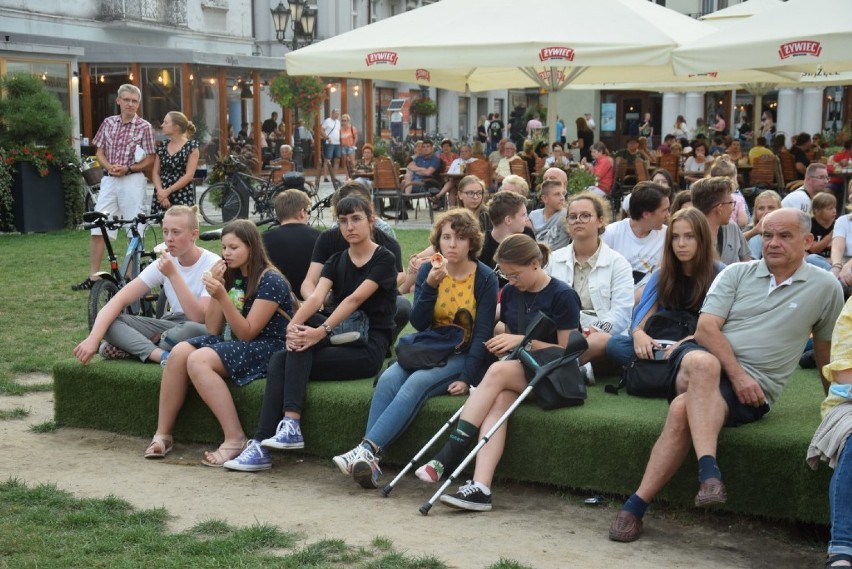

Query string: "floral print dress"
[[151, 138, 199, 215]]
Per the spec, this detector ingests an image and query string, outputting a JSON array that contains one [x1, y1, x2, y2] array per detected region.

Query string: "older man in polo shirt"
[[73, 84, 156, 291], [609, 208, 844, 543]]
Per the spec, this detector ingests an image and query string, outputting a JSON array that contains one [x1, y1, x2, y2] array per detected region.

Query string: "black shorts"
[[666, 340, 770, 427]]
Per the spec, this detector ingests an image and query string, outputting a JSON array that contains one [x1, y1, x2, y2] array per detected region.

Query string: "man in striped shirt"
[[74, 84, 156, 291]]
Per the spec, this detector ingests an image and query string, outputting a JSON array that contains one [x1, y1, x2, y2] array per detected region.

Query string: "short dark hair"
[[628, 182, 667, 220], [487, 191, 527, 226]]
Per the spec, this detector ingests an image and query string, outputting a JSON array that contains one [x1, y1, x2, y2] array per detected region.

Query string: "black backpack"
[[607, 309, 698, 398]]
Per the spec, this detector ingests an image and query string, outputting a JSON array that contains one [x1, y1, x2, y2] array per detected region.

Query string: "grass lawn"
[[0, 225, 429, 388]]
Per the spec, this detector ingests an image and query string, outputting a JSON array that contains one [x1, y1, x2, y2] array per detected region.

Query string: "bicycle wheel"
[[88, 279, 120, 331], [199, 182, 244, 225], [142, 222, 161, 255]]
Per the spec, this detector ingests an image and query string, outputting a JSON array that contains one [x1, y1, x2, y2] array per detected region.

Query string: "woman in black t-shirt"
[[223, 196, 398, 472]]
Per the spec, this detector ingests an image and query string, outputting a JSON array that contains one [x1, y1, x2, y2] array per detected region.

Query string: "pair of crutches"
[[379, 312, 588, 515]]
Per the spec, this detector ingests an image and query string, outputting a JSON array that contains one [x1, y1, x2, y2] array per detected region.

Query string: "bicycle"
[[79, 157, 104, 213], [198, 155, 319, 225], [82, 210, 165, 330]]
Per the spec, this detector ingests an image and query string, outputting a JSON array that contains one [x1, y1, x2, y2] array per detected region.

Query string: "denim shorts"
[[341, 146, 356, 155], [324, 143, 342, 159], [667, 340, 770, 427]]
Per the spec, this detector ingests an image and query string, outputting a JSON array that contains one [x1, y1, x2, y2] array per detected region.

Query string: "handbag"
[[525, 346, 586, 410], [516, 310, 586, 410], [612, 309, 698, 398], [329, 309, 369, 345], [396, 324, 466, 371]]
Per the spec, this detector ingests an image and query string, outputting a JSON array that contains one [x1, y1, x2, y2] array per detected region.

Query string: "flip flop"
[[202, 440, 247, 467], [144, 434, 174, 459]]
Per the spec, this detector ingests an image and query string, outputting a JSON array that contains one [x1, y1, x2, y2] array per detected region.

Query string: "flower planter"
[[11, 162, 65, 233]]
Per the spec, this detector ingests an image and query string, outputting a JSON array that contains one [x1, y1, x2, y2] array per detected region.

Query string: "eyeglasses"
[[809, 175, 829, 180], [461, 191, 483, 198], [567, 212, 594, 223], [338, 215, 367, 227], [716, 200, 735, 208], [494, 265, 523, 282]]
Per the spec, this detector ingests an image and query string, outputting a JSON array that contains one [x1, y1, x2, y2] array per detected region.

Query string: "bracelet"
[[321, 323, 333, 336], [832, 263, 842, 269]]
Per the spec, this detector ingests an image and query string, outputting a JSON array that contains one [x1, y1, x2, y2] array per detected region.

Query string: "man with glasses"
[[73, 84, 156, 291], [692, 176, 751, 265], [262, 190, 321, 300], [493, 141, 521, 189], [781, 162, 830, 214]]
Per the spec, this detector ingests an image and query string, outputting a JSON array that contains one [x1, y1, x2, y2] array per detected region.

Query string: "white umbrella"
[[673, 0, 852, 77], [286, 0, 743, 140]]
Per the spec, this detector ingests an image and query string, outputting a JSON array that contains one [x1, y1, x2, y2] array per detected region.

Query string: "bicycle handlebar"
[[200, 218, 276, 241], [82, 210, 164, 230]]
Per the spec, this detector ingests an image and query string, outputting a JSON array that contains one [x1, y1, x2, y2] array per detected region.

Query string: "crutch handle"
[[419, 502, 433, 515]]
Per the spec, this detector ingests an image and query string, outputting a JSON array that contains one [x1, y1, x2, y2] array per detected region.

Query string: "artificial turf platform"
[[53, 358, 832, 524]]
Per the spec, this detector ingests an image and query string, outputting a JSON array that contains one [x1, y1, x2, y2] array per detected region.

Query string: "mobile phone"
[[653, 348, 667, 360]]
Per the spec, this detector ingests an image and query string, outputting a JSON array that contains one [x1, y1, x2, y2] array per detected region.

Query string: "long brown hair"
[[221, 219, 279, 299], [495, 233, 551, 269], [656, 207, 715, 312]]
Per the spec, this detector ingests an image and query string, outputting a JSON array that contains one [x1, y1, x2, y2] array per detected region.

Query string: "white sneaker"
[[332, 443, 370, 476], [581, 362, 595, 386]]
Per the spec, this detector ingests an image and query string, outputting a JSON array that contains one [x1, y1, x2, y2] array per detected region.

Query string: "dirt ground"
[[1, 373, 827, 569]]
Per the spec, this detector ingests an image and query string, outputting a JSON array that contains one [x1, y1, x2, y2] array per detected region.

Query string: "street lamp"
[[271, 0, 318, 170]]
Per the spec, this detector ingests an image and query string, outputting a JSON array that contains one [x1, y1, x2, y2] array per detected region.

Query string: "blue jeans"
[[605, 334, 635, 367], [807, 253, 832, 271], [830, 444, 852, 556], [364, 354, 467, 451]]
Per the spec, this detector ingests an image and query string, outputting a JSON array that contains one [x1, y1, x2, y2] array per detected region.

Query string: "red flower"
[[22, 147, 30, 154], [45, 152, 53, 161]]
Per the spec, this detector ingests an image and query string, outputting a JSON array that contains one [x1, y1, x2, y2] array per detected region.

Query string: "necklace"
[[523, 289, 542, 313]]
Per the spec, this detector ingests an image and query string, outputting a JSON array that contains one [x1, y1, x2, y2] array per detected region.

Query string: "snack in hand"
[[202, 270, 213, 280], [153, 243, 168, 255], [431, 252, 446, 269]]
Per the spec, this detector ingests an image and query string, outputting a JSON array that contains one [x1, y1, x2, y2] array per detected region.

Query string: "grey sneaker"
[[260, 418, 304, 450], [439, 480, 492, 512], [223, 440, 272, 472], [333, 443, 371, 476], [351, 448, 382, 489]]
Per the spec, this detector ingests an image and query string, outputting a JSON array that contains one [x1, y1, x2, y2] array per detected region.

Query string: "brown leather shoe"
[[609, 510, 643, 542], [695, 477, 727, 507]]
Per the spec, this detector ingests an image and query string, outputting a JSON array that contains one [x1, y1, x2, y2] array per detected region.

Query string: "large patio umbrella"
[[673, 0, 852, 78], [286, 0, 765, 141]]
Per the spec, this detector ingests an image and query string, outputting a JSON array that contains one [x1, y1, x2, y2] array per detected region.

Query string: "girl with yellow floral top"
[[332, 209, 498, 490]]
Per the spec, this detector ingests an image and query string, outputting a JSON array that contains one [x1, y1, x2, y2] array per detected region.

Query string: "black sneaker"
[[71, 277, 97, 291], [799, 349, 816, 369], [439, 480, 492, 512]]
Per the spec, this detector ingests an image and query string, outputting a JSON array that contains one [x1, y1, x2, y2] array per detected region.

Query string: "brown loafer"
[[695, 477, 727, 507], [609, 510, 643, 542]]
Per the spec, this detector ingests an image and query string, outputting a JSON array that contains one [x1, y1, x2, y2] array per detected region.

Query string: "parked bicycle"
[[79, 157, 104, 213], [82, 210, 164, 330], [197, 154, 320, 225]]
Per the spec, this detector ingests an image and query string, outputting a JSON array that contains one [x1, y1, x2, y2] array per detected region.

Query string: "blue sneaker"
[[261, 418, 304, 450], [351, 447, 382, 490], [223, 440, 271, 472]]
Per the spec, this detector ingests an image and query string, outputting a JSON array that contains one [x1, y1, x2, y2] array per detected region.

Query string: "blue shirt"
[[413, 153, 442, 182]]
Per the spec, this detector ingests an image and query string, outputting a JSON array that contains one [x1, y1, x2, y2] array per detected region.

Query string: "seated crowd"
[[73, 131, 852, 563]]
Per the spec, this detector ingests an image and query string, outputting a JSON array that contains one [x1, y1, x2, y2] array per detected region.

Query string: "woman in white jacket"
[[546, 192, 633, 379]]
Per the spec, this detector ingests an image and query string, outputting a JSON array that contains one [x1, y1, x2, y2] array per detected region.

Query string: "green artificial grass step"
[[53, 359, 832, 524]]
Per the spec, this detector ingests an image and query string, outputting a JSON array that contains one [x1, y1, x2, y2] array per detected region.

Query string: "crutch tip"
[[419, 503, 433, 515], [380, 485, 392, 497]]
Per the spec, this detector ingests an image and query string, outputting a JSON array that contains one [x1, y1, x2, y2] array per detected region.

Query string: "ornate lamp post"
[[271, 0, 318, 170]]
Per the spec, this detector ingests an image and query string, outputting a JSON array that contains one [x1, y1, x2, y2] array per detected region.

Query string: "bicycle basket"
[[281, 171, 305, 190], [82, 167, 104, 186]]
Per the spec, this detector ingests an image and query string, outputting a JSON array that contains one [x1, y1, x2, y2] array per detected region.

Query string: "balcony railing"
[[98, 0, 188, 27]]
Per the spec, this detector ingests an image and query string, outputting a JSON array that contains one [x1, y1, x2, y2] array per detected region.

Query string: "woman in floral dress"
[[152, 111, 200, 215]]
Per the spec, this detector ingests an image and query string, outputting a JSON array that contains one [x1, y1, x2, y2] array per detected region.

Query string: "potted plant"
[[0, 72, 84, 232], [567, 167, 597, 195], [269, 72, 327, 120]]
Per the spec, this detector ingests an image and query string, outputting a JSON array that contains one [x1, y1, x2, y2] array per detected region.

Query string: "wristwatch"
[[321, 323, 333, 336]]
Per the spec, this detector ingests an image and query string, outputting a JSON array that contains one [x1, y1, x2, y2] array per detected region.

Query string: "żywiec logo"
[[778, 41, 822, 59], [365, 51, 399, 66], [539, 47, 575, 62], [415, 69, 431, 82], [688, 72, 719, 78], [538, 69, 566, 83]]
